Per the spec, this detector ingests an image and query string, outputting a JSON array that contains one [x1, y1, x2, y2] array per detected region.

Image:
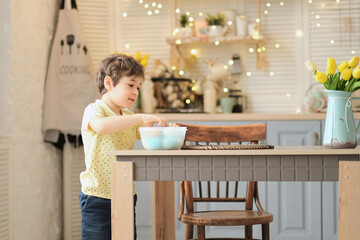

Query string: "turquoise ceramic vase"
[[323, 90, 360, 148]]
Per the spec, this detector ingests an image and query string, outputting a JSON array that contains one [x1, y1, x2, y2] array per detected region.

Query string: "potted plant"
[[305, 57, 360, 148], [177, 14, 193, 39], [205, 13, 227, 37]]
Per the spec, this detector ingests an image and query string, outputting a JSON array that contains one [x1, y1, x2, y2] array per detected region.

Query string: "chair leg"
[[197, 226, 205, 240], [245, 225, 252, 239], [185, 224, 193, 240], [261, 223, 270, 240]]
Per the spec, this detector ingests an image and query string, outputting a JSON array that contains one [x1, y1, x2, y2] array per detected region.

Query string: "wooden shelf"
[[167, 0, 268, 69], [166, 35, 262, 45]]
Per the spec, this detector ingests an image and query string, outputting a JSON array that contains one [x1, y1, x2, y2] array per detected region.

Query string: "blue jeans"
[[79, 192, 137, 240]]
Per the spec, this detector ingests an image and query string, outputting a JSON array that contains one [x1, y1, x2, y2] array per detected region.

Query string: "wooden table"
[[110, 146, 360, 240]]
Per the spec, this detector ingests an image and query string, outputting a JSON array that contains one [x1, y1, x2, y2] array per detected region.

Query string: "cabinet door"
[[322, 182, 338, 240], [321, 120, 339, 240], [267, 120, 321, 146], [266, 121, 322, 240]]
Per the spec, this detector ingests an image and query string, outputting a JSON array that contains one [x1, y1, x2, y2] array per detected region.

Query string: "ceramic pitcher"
[[323, 90, 360, 148]]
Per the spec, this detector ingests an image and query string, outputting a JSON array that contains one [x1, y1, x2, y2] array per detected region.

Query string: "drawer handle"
[[313, 132, 319, 146]]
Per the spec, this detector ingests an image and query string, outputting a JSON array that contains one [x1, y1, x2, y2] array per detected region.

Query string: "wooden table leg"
[[112, 161, 134, 240], [339, 161, 360, 240], [151, 181, 175, 240]]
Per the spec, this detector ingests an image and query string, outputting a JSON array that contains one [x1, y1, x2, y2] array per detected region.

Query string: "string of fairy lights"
[[120, 1, 162, 17], [121, 1, 163, 50], [309, 0, 359, 55], [120, 0, 358, 79], [120, 0, 284, 78]]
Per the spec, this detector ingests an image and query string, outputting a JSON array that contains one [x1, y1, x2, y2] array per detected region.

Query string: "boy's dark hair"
[[96, 54, 145, 96]]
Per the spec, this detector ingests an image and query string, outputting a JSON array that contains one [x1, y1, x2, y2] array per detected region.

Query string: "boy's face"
[[109, 75, 143, 109]]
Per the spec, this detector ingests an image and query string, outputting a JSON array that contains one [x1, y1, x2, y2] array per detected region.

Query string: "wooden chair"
[[176, 123, 273, 240]]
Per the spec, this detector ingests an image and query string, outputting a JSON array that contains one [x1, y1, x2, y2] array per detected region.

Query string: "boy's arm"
[[89, 114, 169, 134]]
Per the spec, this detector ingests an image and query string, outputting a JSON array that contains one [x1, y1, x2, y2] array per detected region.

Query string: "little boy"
[[79, 54, 170, 240]]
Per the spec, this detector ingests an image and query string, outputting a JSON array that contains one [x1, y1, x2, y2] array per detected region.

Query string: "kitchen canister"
[[141, 78, 155, 113], [203, 80, 217, 113], [236, 15, 247, 37]]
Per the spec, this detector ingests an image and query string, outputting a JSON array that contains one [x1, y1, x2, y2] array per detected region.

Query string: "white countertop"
[[152, 113, 360, 121], [109, 146, 360, 156]]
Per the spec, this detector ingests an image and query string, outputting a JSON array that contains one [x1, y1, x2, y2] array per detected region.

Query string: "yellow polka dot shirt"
[[80, 100, 140, 199]]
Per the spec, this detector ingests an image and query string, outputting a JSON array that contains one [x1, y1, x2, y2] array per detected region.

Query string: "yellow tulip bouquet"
[[114, 51, 149, 67], [305, 56, 360, 92], [134, 51, 149, 67]]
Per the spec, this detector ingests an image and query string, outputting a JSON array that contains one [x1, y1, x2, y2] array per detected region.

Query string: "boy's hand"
[[140, 114, 169, 127], [169, 122, 179, 127]]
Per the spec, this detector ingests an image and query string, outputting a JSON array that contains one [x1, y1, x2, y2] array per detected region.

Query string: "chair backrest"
[[181, 123, 266, 144], [177, 123, 267, 219]]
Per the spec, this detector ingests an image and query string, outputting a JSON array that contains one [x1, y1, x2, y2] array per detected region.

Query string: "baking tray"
[[182, 144, 274, 150]]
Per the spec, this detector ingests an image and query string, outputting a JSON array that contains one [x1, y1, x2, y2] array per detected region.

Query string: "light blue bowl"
[[139, 127, 187, 150]]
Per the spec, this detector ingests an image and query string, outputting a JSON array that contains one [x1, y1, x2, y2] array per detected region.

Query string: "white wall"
[[7, 0, 63, 239], [116, 0, 305, 113], [114, 0, 360, 113], [0, 0, 11, 137]]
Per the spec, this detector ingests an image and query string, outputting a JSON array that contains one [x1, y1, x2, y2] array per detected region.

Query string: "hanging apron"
[[42, 0, 98, 149]]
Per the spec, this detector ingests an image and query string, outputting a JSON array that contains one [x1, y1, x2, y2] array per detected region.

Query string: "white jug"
[[235, 15, 247, 37]]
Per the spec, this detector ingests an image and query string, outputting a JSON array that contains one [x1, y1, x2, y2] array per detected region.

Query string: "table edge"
[[109, 146, 360, 156]]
